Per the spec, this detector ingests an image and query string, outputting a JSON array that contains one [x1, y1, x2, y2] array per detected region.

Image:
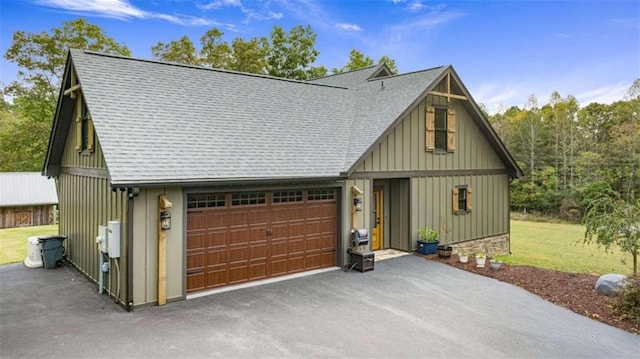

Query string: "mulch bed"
[[421, 253, 639, 335]]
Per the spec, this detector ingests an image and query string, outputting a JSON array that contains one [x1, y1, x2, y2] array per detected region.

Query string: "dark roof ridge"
[[75, 49, 350, 90], [366, 65, 448, 81], [310, 63, 381, 80]]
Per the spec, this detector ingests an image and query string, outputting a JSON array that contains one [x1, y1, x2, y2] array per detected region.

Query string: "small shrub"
[[613, 279, 640, 327]]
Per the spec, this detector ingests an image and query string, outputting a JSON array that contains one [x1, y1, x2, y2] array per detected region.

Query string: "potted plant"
[[458, 252, 469, 263], [490, 255, 503, 270], [475, 252, 486, 268], [437, 245, 453, 258], [417, 226, 439, 255]]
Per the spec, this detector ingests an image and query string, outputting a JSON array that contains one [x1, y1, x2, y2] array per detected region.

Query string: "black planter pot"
[[437, 245, 453, 258]]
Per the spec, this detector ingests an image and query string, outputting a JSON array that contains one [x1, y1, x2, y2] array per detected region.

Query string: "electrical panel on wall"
[[96, 225, 108, 253], [107, 220, 120, 258]]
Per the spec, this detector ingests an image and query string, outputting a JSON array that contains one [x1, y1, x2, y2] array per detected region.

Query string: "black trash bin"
[[38, 235, 67, 269]]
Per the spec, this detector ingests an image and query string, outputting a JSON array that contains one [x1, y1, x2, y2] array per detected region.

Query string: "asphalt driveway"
[[1, 255, 637, 358]]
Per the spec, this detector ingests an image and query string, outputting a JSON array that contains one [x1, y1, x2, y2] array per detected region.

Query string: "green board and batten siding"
[[352, 94, 509, 248], [132, 187, 184, 305], [58, 108, 129, 306]]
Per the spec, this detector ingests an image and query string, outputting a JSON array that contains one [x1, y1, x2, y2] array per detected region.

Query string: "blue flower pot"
[[417, 240, 439, 255]]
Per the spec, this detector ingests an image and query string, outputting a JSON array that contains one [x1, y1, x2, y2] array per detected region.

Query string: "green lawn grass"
[[0, 225, 59, 265], [507, 220, 633, 275]]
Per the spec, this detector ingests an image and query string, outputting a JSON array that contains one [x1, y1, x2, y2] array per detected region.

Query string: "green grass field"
[[0, 225, 58, 265], [507, 220, 633, 275], [0, 221, 634, 275]]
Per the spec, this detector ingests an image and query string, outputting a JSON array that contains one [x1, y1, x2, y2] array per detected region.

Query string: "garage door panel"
[[207, 248, 226, 264], [187, 272, 205, 292], [249, 263, 266, 280], [289, 222, 306, 236], [207, 269, 227, 288], [321, 251, 335, 266], [207, 231, 227, 248], [249, 242, 267, 260], [306, 253, 321, 269], [271, 239, 287, 256], [229, 246, 248, 263], [187, 213, 207, 231], [187, 189, 337, 293], [271, 259, 287, 276], [207, 212, 226, 227], [188, 233, 206, 250], [305, 236, 323, 251], [229, 228, 250, 245], [288, 238, 305, 254], [229, 266, 248, 284], [188, 249, 206, 265], [249, 227, 266, 242], [287, 256, 305, 273]]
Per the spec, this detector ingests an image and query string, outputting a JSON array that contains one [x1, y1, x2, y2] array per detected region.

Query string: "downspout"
[[126, 187, 139, 312]]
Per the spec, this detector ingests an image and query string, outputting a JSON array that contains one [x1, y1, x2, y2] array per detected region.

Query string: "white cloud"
[[198, 0, 283, 23], [198, 0, 242, 11], [575, 84, 629, 106], [406, 1, 426, 11], [471, 78, 631, 115], [336, 23, 362, 31], [34, 0, 223, 26]]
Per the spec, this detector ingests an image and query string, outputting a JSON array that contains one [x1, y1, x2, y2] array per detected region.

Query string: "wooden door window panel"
[[187, 193, 225, 209], [307, 189, 335, 201], [231, 192, 266, 206], [273, 191, 303, 203]]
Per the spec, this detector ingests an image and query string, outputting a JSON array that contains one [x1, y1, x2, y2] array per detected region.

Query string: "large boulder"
[[595, 274, 627, 296]]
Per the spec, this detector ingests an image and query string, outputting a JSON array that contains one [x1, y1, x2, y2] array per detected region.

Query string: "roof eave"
[[109, 175, 349, 189], [43, 50, 74, 178]]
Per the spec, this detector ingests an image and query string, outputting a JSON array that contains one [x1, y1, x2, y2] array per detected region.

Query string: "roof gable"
[[345, 67, 522, 177], [0, 172, 58, 206]]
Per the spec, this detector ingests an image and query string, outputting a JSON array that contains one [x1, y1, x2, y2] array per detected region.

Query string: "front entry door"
[[371, 189, 383, 250]]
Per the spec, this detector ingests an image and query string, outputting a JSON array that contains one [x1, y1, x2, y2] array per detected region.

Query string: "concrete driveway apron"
[[1, 255, 638, 358]]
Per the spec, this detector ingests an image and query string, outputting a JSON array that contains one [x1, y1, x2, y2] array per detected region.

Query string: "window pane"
[[458, 188, 467, 211], [435, 109, 447, 130], [435, 131, 447, 150]]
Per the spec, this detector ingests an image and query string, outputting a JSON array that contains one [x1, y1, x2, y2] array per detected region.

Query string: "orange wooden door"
[[371, 189, 383, 251]]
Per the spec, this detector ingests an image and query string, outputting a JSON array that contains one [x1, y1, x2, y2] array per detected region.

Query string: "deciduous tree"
[[2, 18, 130, 171], [267, 25, 324, 80], [583, 193, 640, 276]]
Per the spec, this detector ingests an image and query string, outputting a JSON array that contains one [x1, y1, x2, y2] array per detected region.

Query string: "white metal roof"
[[0, 172, 58, 207]]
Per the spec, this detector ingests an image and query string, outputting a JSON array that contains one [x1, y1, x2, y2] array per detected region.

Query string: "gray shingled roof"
[[46, 50, 519, 187], [0, 172, 58, 206], [70, 50, 355, 185]]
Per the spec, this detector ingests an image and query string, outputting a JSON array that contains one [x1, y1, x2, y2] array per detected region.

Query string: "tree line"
[[489, 86, 639, 221]]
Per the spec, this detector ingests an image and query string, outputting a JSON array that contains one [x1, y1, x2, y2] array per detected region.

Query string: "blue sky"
[[1, 0, 638, 113]]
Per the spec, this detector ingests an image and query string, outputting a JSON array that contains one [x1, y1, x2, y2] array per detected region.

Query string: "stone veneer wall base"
[[453, 234, 510, 257]]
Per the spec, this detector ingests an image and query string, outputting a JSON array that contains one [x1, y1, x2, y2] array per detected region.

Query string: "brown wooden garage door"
[[186, 189, 337, 293]]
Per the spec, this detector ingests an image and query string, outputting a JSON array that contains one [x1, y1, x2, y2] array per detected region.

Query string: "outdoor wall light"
[[353, 197, 363, 212], [160, 210, 172, 230]]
